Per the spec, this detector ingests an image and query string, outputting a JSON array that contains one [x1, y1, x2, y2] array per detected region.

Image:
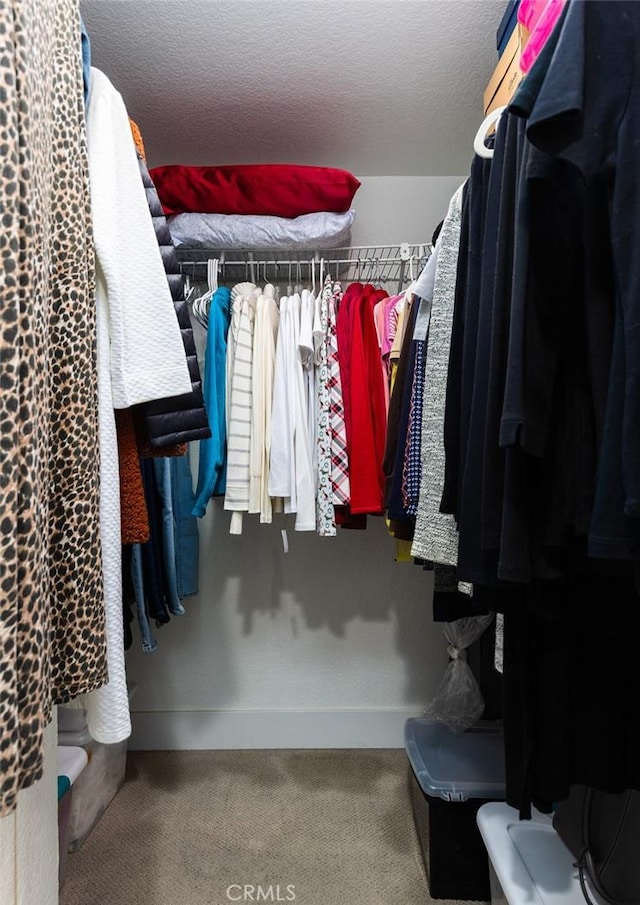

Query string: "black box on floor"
[[404, 719, 506, 902]]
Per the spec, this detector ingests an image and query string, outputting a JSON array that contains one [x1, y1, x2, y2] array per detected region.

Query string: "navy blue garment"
[[153, 458, 185, 616], [501, 553, 640, 819], [441, 151, 493, 521], [524, 0, 640, 556], [432, 563, 489, 622], [171, 450, 200, 598], [130, 543, 159, 653], [80, 18, 91, 105], [456, 113, 525, 586], [140, 458, 171, 627], [386, 297, 421, 528], [121, 544, 135, 651]]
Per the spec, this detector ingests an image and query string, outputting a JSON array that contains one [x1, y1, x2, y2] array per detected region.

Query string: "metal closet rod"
[[176, 245, 431, 293], [176, 243, 431, 267]]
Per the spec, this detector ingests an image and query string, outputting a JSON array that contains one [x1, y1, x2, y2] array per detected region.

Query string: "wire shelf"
[[176, 243, 430, 293]]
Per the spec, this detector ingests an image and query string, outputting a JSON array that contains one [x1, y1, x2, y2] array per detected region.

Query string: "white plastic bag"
[[425, 614, 495, 733]]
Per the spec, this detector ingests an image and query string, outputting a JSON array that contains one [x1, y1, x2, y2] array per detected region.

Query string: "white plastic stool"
[[477, 802, 605, 905]]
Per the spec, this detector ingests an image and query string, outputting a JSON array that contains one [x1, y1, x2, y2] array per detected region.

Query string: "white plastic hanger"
[[183, 270, 195, 303], [473, 105, 506, 159], [404, 251, 423, 301], [191, 258, 218, 329], [310, 255, 317, 297]]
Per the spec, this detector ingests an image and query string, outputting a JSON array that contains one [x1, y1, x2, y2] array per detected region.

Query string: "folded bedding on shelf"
[[167, 209, 356, 250], [150, 163, 361, 218]]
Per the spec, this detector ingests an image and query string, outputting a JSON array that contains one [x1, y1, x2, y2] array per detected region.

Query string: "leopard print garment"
[[0, 0, 108, 817]]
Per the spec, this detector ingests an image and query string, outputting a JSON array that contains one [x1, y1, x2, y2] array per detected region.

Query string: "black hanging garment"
[[135, 153, 211, 448]]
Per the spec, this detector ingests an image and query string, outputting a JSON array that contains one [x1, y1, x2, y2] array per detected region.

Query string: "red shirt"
[[342, 284, 389, 514]]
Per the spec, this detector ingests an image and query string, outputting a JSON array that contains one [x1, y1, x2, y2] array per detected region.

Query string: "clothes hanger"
[[209, 258, 219, 294], [473, 105, 506, 159], [402, 251, 423, 302], [191, 258, 218, 329]]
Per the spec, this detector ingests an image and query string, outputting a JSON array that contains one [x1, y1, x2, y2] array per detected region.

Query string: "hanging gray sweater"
[[411, 183, 465, 565]]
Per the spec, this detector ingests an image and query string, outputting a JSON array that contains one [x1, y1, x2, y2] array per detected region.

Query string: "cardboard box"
[[483, 24, 529, 113]]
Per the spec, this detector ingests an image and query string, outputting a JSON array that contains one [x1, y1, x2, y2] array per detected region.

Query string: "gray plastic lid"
[[405, 718, 506, 802]]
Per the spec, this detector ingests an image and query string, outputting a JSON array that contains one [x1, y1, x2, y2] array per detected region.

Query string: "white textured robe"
[[83, 68, 191, 743]]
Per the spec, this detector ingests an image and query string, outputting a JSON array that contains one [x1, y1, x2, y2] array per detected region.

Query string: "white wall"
[[350, 176, 465, 247], [0, 715, 58, 905], [127, 175, 465, 751], [128, 508, 449, 748]]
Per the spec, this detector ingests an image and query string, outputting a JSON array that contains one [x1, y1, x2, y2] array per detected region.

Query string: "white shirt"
[[250, 285, 279, 522], [225, 282, 258, 534]]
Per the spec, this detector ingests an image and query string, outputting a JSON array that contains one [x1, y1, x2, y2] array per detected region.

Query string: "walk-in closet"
[[2, 2, 639, 905]]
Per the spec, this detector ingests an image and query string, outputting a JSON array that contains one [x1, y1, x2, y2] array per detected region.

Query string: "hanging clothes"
[[192, 286, 232, 516], [412, 184, 465, 566], [0, 0, 108, 817], [402, 305, 428, 519], [250, 285, 280, 522], [290, 292, 317, 531], [225, 282, 258, 534], [300, 288, 318, 480], [409, 0, 640, 818], [344, 284, 388, 514], [83, 66, 192, 745], [171, 449, 201, 599], [268, 291, 318, 532], [384, 296, 421, 534], [115, 408, 150, 544], [314, 277, 337, 536], [327, 281, 351, 507], [134, 135, 211, 449], [270, 294, 295, 508]]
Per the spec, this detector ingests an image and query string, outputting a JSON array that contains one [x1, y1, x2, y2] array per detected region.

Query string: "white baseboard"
[[128, 709, 424, 750]]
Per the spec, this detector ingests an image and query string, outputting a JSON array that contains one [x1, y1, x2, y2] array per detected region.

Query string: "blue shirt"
[[192, 287, 231, 516]]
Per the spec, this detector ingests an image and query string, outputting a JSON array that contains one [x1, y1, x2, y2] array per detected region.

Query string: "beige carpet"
[[60, 749, 485, 905]]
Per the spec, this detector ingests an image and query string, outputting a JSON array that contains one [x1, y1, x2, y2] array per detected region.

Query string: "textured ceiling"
[[81, 0, 505, 176]]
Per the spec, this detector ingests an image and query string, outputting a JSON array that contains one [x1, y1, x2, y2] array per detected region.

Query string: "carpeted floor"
[[60, 749, 485, 905]]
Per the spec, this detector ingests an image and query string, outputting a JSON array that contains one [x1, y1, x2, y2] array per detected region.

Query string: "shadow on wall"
[[119, 295, 445, 715], [200, 501, 440, 702], [125, 481, 445, 713]]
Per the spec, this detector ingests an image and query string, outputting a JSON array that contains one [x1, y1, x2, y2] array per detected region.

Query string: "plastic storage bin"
[[58, 725, 128, 852], [477, 802, 604, 905], [58, 684, 135, 852], [405, 718, 506, 901], [57, 746, 88, 887]]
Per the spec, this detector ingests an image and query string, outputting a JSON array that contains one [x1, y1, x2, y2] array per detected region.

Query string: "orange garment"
[[129, 118, 146, 161], [137, 431, 187, 460], [115, 409, 150, 544]]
